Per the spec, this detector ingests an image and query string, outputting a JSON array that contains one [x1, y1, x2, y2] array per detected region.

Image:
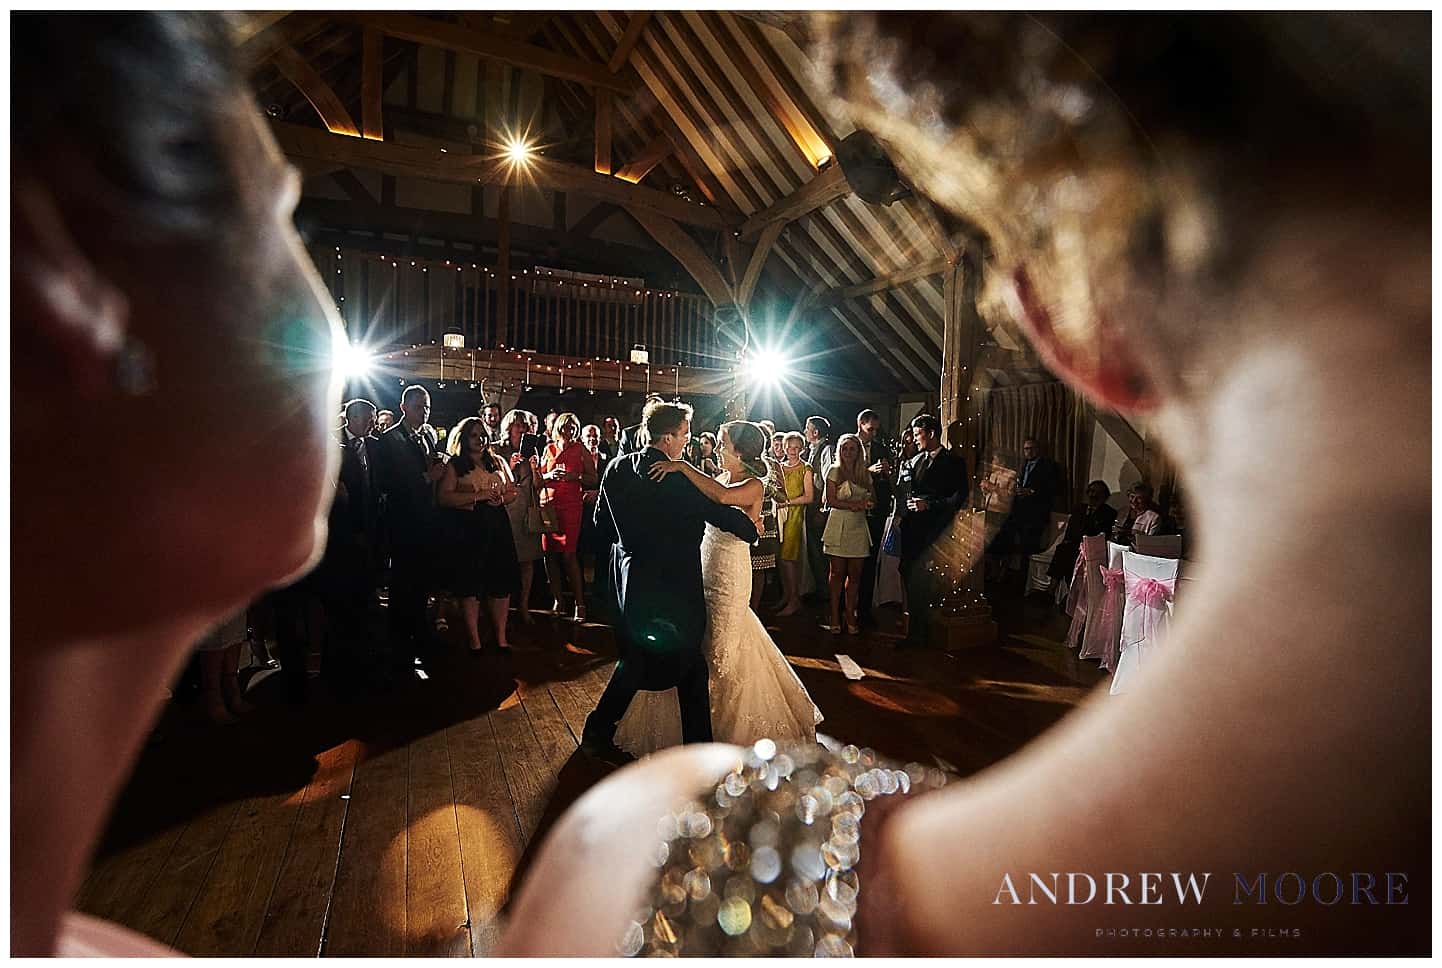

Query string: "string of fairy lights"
[[325, 244, 699, 301], [373, 342, 703, 400]]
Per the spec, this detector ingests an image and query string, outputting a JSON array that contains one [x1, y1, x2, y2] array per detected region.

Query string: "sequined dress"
[[616, 522, 824, 756]]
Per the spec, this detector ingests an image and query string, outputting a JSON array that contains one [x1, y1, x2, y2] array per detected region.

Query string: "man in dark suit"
[[581, 400, 759, 765], [320, 397, 381, 693], [990, 436, 1063, 566], [618, 393, 665, 456], [855, 408, 895, 628], [896, 413, 969, 648], [1012, 436, 1062, 552], [373, 385, 445, 674]]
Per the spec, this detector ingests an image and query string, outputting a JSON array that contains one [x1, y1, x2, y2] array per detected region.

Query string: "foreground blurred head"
[[13, 13, 343, 643]]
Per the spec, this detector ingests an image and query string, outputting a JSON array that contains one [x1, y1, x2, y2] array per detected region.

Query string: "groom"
[[581, 399, 759, 765]]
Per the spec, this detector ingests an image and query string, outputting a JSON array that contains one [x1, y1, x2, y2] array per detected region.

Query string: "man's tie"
[[352, 436, 367, 470]]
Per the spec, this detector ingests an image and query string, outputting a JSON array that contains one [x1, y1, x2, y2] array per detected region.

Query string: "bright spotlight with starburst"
[[744, 347, 788, 387], [505, 139, 534, 165], [333, 337, 375, 382]]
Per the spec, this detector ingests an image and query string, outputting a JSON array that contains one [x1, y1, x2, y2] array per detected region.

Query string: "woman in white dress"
[[614, 420, 823, 757]]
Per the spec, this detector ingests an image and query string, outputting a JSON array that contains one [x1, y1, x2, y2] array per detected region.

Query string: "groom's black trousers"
[[584, 654, 714, 745]]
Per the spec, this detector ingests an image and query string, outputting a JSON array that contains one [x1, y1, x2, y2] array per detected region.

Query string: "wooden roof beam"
[[335, 13, 634, 93], [359, 27, 383, 141], [625, 207, 733, 307], [271, 121, 724, 230], [607, 12, 653, 73], [738, 165, 849, 240], [613, 133, 673, 184], [271, 44, 360, 137], [815, 256, 953, 307]]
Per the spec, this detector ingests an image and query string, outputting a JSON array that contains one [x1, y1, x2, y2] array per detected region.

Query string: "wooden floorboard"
[[127, 800, 244, 947], [72, 819, 188, 929], [253, 739, 359, 956], [172, 783, 304, 956], [447, 713, 526, 957], [403, 729, 470, 957], [486, 698, 550, 843], [322, 742, 409, 957]]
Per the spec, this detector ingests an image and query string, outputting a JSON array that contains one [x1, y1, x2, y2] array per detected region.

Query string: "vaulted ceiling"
[[239, 11, 1052, 394]]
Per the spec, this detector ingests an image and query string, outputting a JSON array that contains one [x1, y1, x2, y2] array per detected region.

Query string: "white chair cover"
[[1080, 542, 1129, 669], [1109, 550, 1181, 695], [1024, 512, 1071, 595], [1064, 534, 1107, 649]]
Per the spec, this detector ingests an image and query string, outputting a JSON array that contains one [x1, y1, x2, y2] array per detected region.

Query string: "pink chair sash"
[[1127, 576, 1176, 647]]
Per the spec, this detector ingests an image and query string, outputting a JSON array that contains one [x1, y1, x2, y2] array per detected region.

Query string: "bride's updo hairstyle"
[[720, 420, 768, 481]]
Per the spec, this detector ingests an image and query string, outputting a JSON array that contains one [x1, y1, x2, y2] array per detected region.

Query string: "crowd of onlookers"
[[183, 386, 1184, 722]]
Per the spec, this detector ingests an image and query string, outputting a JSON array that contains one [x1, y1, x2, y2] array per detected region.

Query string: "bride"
[[614, 420, 822, 756]]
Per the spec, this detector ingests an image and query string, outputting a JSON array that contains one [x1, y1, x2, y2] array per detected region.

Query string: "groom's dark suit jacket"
[[593, 448, 758, 691]]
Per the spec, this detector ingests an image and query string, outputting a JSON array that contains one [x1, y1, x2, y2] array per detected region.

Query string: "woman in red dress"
[[540, 412, 596, 622]]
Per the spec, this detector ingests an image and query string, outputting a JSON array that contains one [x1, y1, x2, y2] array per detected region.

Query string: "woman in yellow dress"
[[774, 431, 814, 616]]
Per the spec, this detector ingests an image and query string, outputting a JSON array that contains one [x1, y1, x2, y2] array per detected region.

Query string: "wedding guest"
[[375, 409, 396, 432], [681, 436, 705, 469], [1015, 437, 1062, 549], [1048, 480, 1118, 588], [895, 414, 969, 647], [775, 430, 815, 616], [749, 431, 782, 611], [438, 417, 520, 653], [769, 427, 788, 462], [698, 431, 721, 476], [496, 409, 543, 624], [855, 408, 895, 627], [375, 385, 446, 671], [322, 397, 379, 693], [580, 423, 613, 605], [1111, 481, 1162, 547], [541, 412, 597, 621], [600, 415, 621, 461], [822, 434, 874, 633], [804, 415, 835, 602], [12, 11, 342, 952], [478, 401, 504, 445]]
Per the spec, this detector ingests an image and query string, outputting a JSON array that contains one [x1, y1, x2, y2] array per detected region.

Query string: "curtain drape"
[[978, 382, 1092, 512]]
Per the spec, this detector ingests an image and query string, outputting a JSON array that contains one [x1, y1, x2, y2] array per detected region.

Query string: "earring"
[[114, 336, 156, 396]]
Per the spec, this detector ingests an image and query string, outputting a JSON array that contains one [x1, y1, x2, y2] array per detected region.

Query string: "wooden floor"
[[76, 584, 1105, 956]]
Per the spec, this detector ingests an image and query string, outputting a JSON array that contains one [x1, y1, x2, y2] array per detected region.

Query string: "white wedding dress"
[[616, 522, 824, 756]]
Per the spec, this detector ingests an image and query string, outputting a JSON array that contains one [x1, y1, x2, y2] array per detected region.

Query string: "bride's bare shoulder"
[[497, 744, 744, 956]]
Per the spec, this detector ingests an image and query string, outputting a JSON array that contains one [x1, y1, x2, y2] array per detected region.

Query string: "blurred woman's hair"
[[14, 13, 248, 241]]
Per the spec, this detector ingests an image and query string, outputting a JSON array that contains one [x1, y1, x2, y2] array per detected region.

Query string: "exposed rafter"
[[625, 207, 734, 307], [271, 44, 360, 137], [737, 221, 785, 310], [607, 12, 653, 73], [335, 13, 634, 92], [271, 122, 726, 231], [613, 134, 674, 184], [738, 165, 849, 240], [359, 28, 384, 141], [816, 256, 952, 307]]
